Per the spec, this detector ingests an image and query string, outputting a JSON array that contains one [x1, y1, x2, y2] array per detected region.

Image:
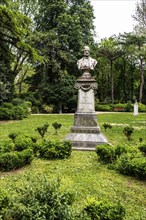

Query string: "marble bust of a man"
[[77, 46, 97, 71]]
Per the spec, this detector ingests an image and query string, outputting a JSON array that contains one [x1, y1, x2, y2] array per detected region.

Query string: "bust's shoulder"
[[89, 57, 96, 61]]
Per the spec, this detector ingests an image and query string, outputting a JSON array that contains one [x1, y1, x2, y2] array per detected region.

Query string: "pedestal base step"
[[71, 126, 100, 133], [65, 132, 108, 151], [72, 147, 96, 151]]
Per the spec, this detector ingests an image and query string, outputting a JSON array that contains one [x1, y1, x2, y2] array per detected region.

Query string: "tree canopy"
[[0, 0, 146, 111]]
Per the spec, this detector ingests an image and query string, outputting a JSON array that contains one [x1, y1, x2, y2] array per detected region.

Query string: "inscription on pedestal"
[[78, 89, 94, 112]]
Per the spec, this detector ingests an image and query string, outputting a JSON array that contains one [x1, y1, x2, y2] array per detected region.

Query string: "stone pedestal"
[[65, 73, 108, 150]]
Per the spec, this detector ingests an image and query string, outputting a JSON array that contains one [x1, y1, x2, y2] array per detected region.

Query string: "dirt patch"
[[0, 120, 18, 124]]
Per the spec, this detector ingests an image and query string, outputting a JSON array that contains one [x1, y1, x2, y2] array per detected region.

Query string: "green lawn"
[[0, 113, 145, 145], [0, 113, 146, 219]]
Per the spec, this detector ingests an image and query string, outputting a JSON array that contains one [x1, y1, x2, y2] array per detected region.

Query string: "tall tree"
[[97, 37, 124, 103], [132, 0, 146, 35], [0, 0, 41, 103], [119, 33, 146, 103], [28, 0, 96, 111]]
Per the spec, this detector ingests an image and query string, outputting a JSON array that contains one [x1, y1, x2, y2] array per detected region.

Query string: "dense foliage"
[[0, 0, 145, 113], [81, 197, 125, 220], [96, 143, 146, 180], [0, 131, 72, 171], [0, 100, 31, 120], [0, 175, 75, 219]]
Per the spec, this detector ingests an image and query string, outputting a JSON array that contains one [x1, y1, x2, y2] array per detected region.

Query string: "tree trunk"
[[139, 58, 144, 103], [110, 60, 114, 103]]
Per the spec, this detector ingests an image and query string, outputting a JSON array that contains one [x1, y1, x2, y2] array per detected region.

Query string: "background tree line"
[[0, 0, 145, 113]]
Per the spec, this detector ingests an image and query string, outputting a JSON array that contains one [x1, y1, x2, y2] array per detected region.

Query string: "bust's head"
[[83, 46, 90, 57]]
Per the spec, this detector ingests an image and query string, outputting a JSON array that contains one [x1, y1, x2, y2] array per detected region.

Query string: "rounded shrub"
[[95, 104, 112, 112], [125, 101, 133, 112], [8, 132, 20, 142], [95, 144, 116, 164], [0, 152, 19, 171], [38, 140, 72, 160], [115, 145, 127, 157], [138, 103, 146, 112], [82, 197, 125, 220], [12, 106, 25, 120], [130, 157, 146, 179], [14, 135, 34, 151], [138, 144, 146, 155], [0, 141, 14, 153], [115, 153, 146, 179], [0, 148, 34, 172], [0, 106, 13, 120], [17, 148, 34, 166], [0, 101, 30, 121]]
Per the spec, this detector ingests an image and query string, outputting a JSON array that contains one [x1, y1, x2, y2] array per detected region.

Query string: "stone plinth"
[[65, 75, 108, 150]]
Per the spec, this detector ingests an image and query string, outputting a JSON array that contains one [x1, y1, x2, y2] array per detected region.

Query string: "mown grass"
[[0, 113, 146, 219], [0, 113, 145, 145]]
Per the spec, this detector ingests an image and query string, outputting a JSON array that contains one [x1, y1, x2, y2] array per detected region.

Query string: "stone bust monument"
[[77, 46, 97, 71]]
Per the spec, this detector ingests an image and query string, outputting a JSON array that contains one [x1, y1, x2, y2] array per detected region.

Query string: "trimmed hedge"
[[95, 144, 116, 164], [38, 140, 72, 159], [0, 149, 33, 171], [115, 153, 146, 179], [138, 144, 146, 155], [95, 102, 146, 112], [14, 135, 34, 151], [96, 144, 146, 180], [81, 197, 125, 220], [0, 132, 72, 171]]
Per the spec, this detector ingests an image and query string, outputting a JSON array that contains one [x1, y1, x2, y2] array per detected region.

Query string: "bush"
[[113, 103, 126, 112], [95, 103, 112, 112], [12, 105, 26, 120], [103, 122, 112, 131], [115, 153, 146, 179], [17, 148, 34, 166], [1, 175, 75, 220], [0, 101, 30, 120], [125, 101, 133, 112], [81, 197, 125, 220], [14, 135, 34, 151], [12, 98, 31, 115], [38, 140, 72, 159], [115, 145, 127, 157], [0, 152, 19, 171], [139, 144, 146, 155], [36, 123, 49, 139], [8, 132, 20, 142], [0, 141, 14, 153], [95, 144, 116, 164], [0, 148, 34, 172], [42, 104, 54, 113], [52, 122, 62, 134], [138, 103, 146, 112], [123, 126, 134, 141], [0, 106, 13, 120], [12, 98, 25, 106], [0, 188, 9, 210]]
